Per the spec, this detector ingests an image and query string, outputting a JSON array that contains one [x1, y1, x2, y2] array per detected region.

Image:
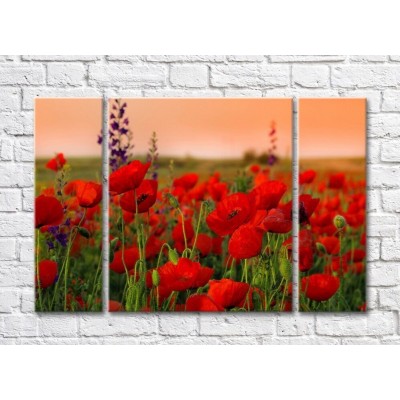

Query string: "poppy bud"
[[252, 273, 264, 286], [78, 227, 90, 238], [333, 215, 347, 230], [316, 242, 327, 254], [165, 193, 179, 208], [279, 258, 292, 281], [152, 269, 160, 287], [168, 248, 179, 265]]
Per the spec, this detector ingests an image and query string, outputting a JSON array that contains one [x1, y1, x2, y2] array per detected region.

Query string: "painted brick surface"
[[0, 55, 399, 344]]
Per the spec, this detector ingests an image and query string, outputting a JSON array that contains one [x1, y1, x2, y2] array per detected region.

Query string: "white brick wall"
[[0, 55, 399, 344]]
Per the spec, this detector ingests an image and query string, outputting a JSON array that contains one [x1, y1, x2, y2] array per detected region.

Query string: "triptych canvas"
[[34, 97, 366, 313]]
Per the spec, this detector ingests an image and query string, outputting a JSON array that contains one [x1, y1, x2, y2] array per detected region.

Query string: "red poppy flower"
[[172, 219, 194, 243], [328, 173, 345, 189], [109, 160, 150, 194], [301, 274, 340, 301], [109, 300, 124, 312], [318, 236, 340, 255], [36, 260, 58, 288], [208, 181, 228, 202], [251, 181, 287, 210], [109, 247, 139, 274], [45, 153, 66, 172], [284, 230, 314, 272], [299, 170, 316, 185], [35, 195, 64, 228], [75, 180, 102, 208], [298, 194, 320, 224], [119, 180, 158, 214], [345, 248, 365, 263], [249, 164, 261, 174], [260, 208, 292, 233], [207, 279, 250, 309], [206, 193, 255, 236], [185, 294, 224, 311], [192, 233, 213, 256], [173, 173, 199, 190], [145, 235, 164, 259], [212, 237, 223, 255], [228, 225, 263, 259], [156, 258, 213, 292]]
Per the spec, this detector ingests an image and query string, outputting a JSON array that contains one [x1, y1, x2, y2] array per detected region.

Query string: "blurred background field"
[[35, 157, 102, 194]]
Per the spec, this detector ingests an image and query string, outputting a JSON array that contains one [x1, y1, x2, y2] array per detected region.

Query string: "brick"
[[22, 87, 102, 110], [0, 87, 20, 111], [20, 288, 34, 313], [381, 140, 400, 161], [14, 137, 34, 162], [382, 189, 400, 212], [367, 190, 381, 212], [379, 287, 400, 309], [159, 315, 198, 336], [292, 65, 330, 88], [146, 55, 225, 62], [0, 212, 33, 236], [368, 261, 400, 285], [170, 64, 208, 88], [368, 214, 398, 236], [332, 66, 400, 88], [270, 55, 346, 63], [80, 315, 158, 336], [389, 55, 400, 61], [341, 337, 381, 344], [382, 90, 400, 111], [18, 238, 33, 262], [211, 64, 289, 88], [0, 189, 21, 211], [2, 315, 38, 337], [0, 64, 45, 85], [0, 263, 32, 287], [0, 238, 16, 260], [199, 314, 276, 335], [0, 138, 13, 160], [0, 112, 33, 135], [105, 55, 144, 62], [0, 164, 33, 188], [349, 55, 388, 63], [22, 188, 33, 211], [368, 114, 400, 138], [277, 314, 315, 336], [39, 316, 79, 337], [47, 63, 86, 86], [316, 312, 395, 336], [264, 336, 340, 344], [22, 55, 101, 61], [227, 55, 265, 62], [143, 89, 222, 97], [369, 166, 400, 188], [382, 239, 400, 261], [0, 289, 20, 312], [366, 238, 380, 261], [89, 64, 166, 87]]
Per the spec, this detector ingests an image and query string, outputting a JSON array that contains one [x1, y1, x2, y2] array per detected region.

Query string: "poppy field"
[[35, 99, 103, 312], [107, 98, 294, 312], [298, 99, 366, 312], [34, 97, 366, 314]]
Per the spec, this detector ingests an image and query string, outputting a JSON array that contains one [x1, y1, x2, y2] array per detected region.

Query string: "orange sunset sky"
[[299, 98, 366, 159], [35, 98, 292, 159], [35, 97, 365, 159]]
